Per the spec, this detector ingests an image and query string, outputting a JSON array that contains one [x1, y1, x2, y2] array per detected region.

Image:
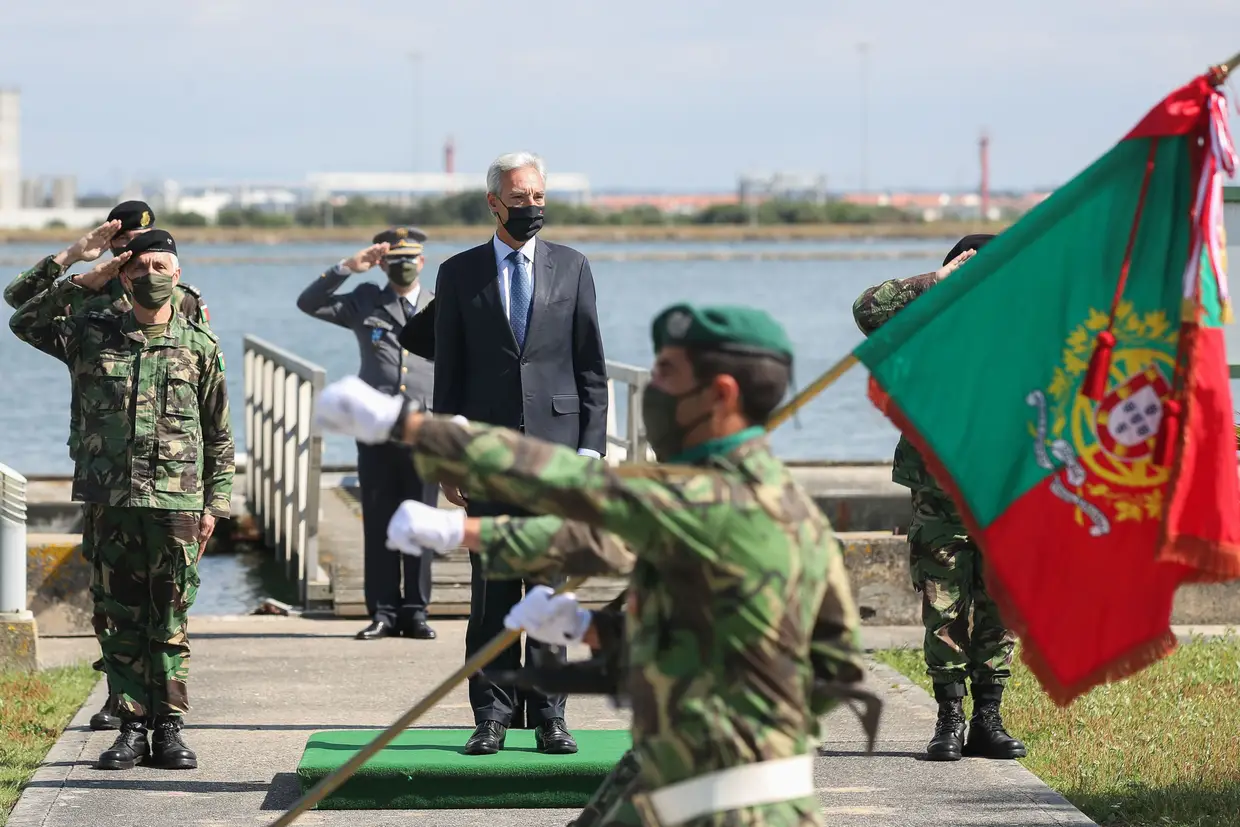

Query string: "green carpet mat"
[[296, 728, 632, 809]]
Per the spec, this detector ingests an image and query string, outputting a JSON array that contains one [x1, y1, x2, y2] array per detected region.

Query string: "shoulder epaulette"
[[178, 282, 211, 323]]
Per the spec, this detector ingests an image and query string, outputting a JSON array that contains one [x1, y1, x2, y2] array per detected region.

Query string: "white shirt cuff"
[[331, 261, 352, 276], [577, 448, 601, 459]]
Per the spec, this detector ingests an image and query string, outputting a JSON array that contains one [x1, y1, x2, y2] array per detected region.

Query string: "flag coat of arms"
[[853, 66, 1240, 704]]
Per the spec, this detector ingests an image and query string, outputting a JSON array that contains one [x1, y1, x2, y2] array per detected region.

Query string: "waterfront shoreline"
[[0, 220, 1008, 246]]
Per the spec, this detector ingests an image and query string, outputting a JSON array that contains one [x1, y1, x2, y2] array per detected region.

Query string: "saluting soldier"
[[316, 303, 868, 826], [852, 234, 1027, 762], [296, 227, 438, 640], [3, 200, 211, 733], [10, 229, 234, 771]]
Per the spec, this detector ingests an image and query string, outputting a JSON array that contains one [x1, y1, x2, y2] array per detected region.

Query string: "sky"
[[2, 0, 1239, 194]]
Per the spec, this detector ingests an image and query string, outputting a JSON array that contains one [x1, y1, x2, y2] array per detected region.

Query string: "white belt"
[[646, 754, 814, 825]]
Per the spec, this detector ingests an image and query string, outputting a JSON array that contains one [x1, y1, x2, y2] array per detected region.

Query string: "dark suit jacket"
[[432, 239, 607, 454]]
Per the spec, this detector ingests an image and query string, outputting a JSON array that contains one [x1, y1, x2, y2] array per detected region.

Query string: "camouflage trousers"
[[570, 748, 644, 827], [907, 489, 1015, 692], [90, 505, 201, 719], [81, 503, 108, 678]]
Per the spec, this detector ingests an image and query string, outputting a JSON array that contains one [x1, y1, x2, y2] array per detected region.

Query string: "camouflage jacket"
[[852, 270, 954, 503], [5, 255, 211, 459], [9, 277, 234, 516], [478, 511, 867, 722], [411, 420, 864, 792]]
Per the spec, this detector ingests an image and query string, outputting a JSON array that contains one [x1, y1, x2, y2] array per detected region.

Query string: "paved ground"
[[12, 618, 1117, 827]]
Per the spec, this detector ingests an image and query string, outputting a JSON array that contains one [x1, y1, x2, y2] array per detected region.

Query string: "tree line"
[[157, 191, 927, 228]]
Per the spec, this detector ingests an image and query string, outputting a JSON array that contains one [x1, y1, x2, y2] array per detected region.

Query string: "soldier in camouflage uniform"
[[317, 302, 868, 826], [10, 229, 234, 771], [3, 201, 211, 732], [852, 233, 1026, 762]]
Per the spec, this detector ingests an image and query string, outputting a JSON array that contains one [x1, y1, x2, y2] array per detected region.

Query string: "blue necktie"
[[508, 250, 532, 349]]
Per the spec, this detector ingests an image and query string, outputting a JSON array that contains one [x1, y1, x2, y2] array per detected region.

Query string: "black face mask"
[[641, 384, 712, 461], [499, 204, 545, 243]]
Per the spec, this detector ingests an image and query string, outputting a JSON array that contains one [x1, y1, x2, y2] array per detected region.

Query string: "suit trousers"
[[465, 500, 567, 728], [356, 441, 436, 625]]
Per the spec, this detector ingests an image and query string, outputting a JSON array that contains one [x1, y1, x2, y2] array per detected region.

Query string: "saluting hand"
[[55, 220, 122, 268], [72, 251, 130, 291], [342, 243, 390, 274], [934, 247, 977, 282]]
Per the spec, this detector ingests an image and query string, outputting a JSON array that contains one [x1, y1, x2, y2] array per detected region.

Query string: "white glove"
[[503, 585, 593, 645], [314, 376, 409, 444], [385, 500, 464, 556]]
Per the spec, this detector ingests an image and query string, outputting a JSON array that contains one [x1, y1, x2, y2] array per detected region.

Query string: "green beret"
[[651, 303, 793, 364], [123, 229, 177, 258], [107, 200, 155, 233], [373, 226, 427, 256]]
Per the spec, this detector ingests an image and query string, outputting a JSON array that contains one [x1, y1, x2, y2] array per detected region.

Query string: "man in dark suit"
[[297, 227, 438, 641], [433, 151, 608, 755]]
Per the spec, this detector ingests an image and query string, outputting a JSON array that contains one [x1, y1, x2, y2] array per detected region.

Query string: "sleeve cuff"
[[577, 448, 601, 459], [208, 501, 231, 519], [331, 261, 352, 276]]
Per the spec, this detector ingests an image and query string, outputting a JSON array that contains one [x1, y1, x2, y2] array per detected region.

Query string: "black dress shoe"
[[464, 721, 507, 755], [535, 718, 578, 754], [355, 620, 396, 640], [149, 716, 198, 770], [89, 694, 123, 731], [97, 720, 149, 770], [399, 618, 437, 639]]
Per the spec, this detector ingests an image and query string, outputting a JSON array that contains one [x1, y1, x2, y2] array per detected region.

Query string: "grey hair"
[[486, 152, 546, 197]]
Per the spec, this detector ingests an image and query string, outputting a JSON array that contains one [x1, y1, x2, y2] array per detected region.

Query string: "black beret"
[[373, 226, 428, 255], [122, 229, 177, 258], [107, 200, 156, 233], [943, 233, 995, 266]]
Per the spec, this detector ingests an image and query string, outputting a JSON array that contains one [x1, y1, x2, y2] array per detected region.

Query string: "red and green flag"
[[853, 66, 1240, 704]]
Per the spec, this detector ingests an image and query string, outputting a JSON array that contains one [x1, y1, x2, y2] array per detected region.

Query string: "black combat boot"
[[97, 719, 149, 770], [89, 693, 123, 731], [925, 683, 967, 761], [150, 716, 198, 769], [963, 683, 1027, 759]]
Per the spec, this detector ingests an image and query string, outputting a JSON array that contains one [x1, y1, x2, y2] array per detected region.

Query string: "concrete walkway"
[[10, 619, 1118, 827]]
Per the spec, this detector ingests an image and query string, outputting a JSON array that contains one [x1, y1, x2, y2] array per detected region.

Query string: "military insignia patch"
[[218, 352, 225, 372], [1025, 302, 1178, 537], [140, 210, 152, 228], [395, 227, 408, 239], [665, 311, 692, 340]]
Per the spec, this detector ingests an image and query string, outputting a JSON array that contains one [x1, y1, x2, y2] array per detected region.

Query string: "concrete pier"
[[21, 464, 1240, 630]]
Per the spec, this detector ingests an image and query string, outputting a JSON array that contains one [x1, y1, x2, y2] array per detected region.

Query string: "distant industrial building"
[[738, 172, 830, 205], [0, 89, 109, 228], [0, 88, 20, 214]]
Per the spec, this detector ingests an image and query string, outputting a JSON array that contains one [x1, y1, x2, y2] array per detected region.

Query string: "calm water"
[[1, 238, 950, 474]]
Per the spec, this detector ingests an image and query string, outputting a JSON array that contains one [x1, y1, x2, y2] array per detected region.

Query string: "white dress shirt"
[[492, 233, 599, 460]]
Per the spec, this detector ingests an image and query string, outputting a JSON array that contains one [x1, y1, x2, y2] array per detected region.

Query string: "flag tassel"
[[1082, 331, 1116, 401], [1155, 399, 1182, 466]]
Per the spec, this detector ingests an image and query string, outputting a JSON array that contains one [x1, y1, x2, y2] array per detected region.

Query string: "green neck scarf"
[[667, 426, 765, 465]]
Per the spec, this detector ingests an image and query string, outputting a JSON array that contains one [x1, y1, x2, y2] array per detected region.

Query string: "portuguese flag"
[[854, 68, 1240, 704]]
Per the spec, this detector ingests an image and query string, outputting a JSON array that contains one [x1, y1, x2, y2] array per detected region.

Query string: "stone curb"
[[6, 678, 107, 827], [865, 661, 1097, 826]]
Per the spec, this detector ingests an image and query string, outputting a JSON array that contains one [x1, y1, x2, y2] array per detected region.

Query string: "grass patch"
[[874, 636, 1240, 827], [0, 663, 99, 826]]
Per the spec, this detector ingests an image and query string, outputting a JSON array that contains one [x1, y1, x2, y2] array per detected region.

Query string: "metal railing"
[[0, 462, 29, 618], [604, 360, 653, 465], [243, 336, 329, 608]]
